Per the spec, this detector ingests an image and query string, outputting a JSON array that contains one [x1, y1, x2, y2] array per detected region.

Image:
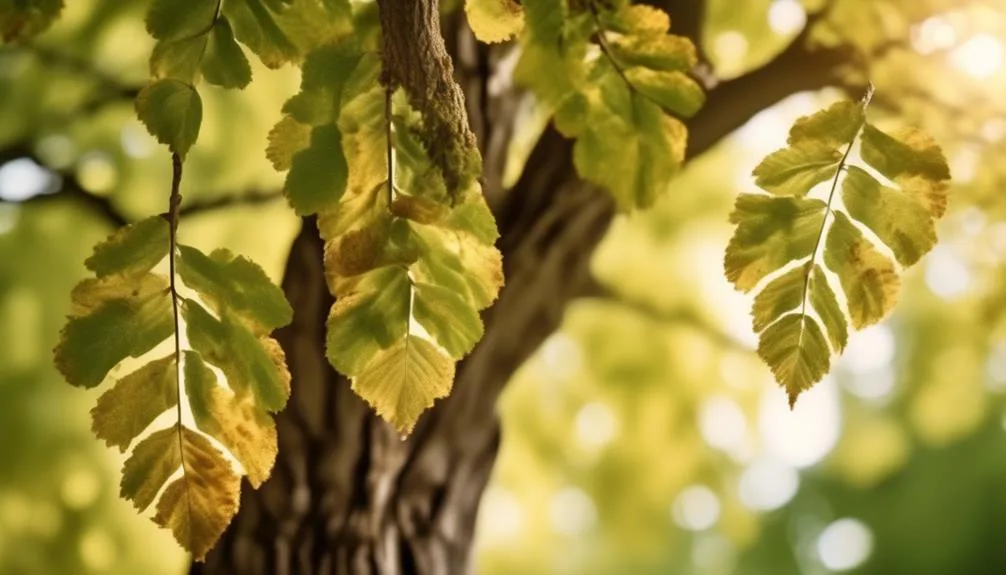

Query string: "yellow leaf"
[[825, 212, 900, 329], [153, 427, 241, 561], [465, 0, 524, 43], [91, 355, 178, 452], [352, 335, 455, 435]]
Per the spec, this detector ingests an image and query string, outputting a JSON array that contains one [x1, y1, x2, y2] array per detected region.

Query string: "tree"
[[0, 0, 984, 573]]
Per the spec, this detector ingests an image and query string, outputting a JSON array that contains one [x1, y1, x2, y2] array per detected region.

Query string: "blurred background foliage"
[[3, 0, 1006, 573]]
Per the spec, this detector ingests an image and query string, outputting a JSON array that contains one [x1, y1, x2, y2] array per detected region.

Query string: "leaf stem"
[[797, 88, 875, 324], [166, 151, 194, 539], [385, 86, 394, 207]]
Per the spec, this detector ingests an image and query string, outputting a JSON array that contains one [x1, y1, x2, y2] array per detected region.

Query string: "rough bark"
[[192, 2, 858, 574]]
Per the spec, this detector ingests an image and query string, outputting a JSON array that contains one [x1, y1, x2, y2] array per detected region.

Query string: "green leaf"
[[825, 211, 900, 329], [281, 42, 363, 126], [624, 67, 704, 118], [753, 143, 842, 197], [84, 215, 170, 278], [184, 352, 277, 487], [54, 275, 173, 388], [842, 166, 936, 266], [860, 123, 951, 218], [91, 355, 177, 452], [521, 0, 565, 42], [724, 194, 826, 292], [146, 0, 217, 41], [326, 266, 411, 375], [136, 79, 203, 158], [413, 283, 484, 358], [284, 124, 349, 215], [757, 313, 831, 407], [352, 335, 455, 434], [150, 36, 208, 83], [0, 0, 63, 42], [151, 426, 241, 562], [201, 17, 253, 89], [465, 0, 524, 43], [184, 300, 291, 412], [223, 0, 299, 68], [177, 245, 293, 332]]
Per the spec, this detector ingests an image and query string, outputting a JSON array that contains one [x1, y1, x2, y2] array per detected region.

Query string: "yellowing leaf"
[[84, 215, 170, 278], [352, 335, 455, 434], [860, 123, 951, 218], [91, 355, 177, 452], [55, 274, 173, 388], [184, 352, 277, 487], [753, 142, 842, 197], [609, 33, 696, 72], [825, 212, 900, 329], [120, 427, 182, 512], [266, 115, 311, 171], [152, 427, 241, 561], [809, 265, 848, 352], [728, 95, 948, 408], [136, 79, 203, 158], [184, 300, 291, 412], [624, 67, 705, 118], [757, 313, 831, 407], [724, 194, 826, 292], [787, 99, 864, 147], [465, 0, 524, 43], [326, 266, 411, 375], [752, 265, 806, 333], [842, 166, 936, 266]]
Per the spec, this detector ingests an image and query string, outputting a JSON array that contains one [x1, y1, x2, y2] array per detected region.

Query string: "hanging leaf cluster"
[[137, 0, 352, 158], [725, 95, 951, 405], [511, 0, 704, 210], [54, 217, 293, 559], [268, 35, 503, 434]]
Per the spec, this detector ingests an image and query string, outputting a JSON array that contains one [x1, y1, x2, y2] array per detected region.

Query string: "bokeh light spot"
[[758, 377, 841, 468], [672, 485, 721, 531], [817, 518, 874, 571], [768, 0, 806, 35], [0, 158, 60, 201], [738, 458, 799, 511], [549, 487, 597, 536], [575, 401, 619, 450]]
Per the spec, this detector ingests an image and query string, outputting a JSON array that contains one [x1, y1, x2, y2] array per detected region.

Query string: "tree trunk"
[[192, 2, 856, 573]]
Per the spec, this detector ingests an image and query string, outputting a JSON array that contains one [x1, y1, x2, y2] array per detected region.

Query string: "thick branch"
[[376, 0, 481, 192]]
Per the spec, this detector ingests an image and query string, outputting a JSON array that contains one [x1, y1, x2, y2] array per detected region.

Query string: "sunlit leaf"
[[91, 356, 177, 452], [860, 123, 951, 218], [465, 0, 524, 43], [151, 427, 241, 561], [825, 211, 900, 329], [757, 313, 831, 407], [352, 335, 455, 434]]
